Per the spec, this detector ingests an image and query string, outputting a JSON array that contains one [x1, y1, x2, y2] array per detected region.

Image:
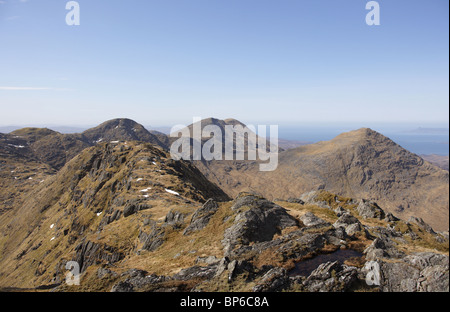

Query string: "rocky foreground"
[[59, 191, 449, 292]]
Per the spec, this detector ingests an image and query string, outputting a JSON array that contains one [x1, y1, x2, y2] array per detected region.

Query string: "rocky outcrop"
[[302, 261, 359, 292], [123, 200, 152, 218], [356, 199, 385, 220], [253, 267, 290, 292], [183, 199, 219, 235], [375, 253, 449, 292], [300, 212, 329, 228], [222, 193, 298, 256], [74, 240, 124, 273], [364, 236, 405, 260], [333, 213, 365, 236]]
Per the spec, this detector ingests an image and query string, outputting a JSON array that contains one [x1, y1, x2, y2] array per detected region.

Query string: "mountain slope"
[[0, 141, 229, 288], [196, 128, 449, 231]]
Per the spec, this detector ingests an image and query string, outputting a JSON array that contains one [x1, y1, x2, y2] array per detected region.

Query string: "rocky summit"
[[0, 119, 448, 293]]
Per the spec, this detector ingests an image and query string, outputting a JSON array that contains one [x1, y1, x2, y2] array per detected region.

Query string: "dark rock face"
[[123, 200, 152, 218], [74, 241, 124, 273], [142, 225, 167, 252], [183, 199, 219, 235]]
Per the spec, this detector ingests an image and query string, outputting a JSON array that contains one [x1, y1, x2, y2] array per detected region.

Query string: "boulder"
[[364, 236, 404, 260], [356, 199, 385, 220], [222, 194, 298, 256], [333, 213, 364, 236], [300, 212, 330, 228]]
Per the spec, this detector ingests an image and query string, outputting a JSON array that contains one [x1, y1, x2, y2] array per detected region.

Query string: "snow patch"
[[50, 224, 55, 229], [8, 144, 25, 148], [140, 188, 151, 192], [165, 189, 180, 196], [136, 178, 143, 182], [97, 212, 102, 217]]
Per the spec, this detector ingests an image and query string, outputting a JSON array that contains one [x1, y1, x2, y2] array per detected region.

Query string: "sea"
[[276, 124, 449, 156]]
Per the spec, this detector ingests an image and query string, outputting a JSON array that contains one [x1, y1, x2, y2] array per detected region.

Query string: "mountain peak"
[[82, 118, 166, 148]]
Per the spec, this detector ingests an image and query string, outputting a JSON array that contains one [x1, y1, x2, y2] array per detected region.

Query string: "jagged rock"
[[183, 199, 219, 235], [300, 212, 329, 228], [364, 236, 405, 260], [333, 213, 364, 236], [99, 209, 122, 229], [302, 261, 358, 292], [253, 267, 290, 292], [123, 200, 152, 218], [356, 199, 385, 220], [164, 210, 186, 228], [173, 264, 218, 281], [408, 217, 436, 235], [142, 225, 167, 251], [222, 194, 298, 256], [196, 256, 220, 266], [384, 212, 400, 222], [74, 240, 124, 272]]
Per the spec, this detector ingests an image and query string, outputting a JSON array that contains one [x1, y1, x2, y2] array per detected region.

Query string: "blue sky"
[[0, 0, 448, 127]]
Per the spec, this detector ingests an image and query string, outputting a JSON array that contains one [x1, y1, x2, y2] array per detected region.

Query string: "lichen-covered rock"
[[364, 236, 405, 260], [333, 213, 365, 236], [356, 199, 385, 220], [300, 212, 329, 228], [302, 261, 358, 292], [222, 193, 298, 256], [253, 267, 290, 292], [375, 253, 449, 292]]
